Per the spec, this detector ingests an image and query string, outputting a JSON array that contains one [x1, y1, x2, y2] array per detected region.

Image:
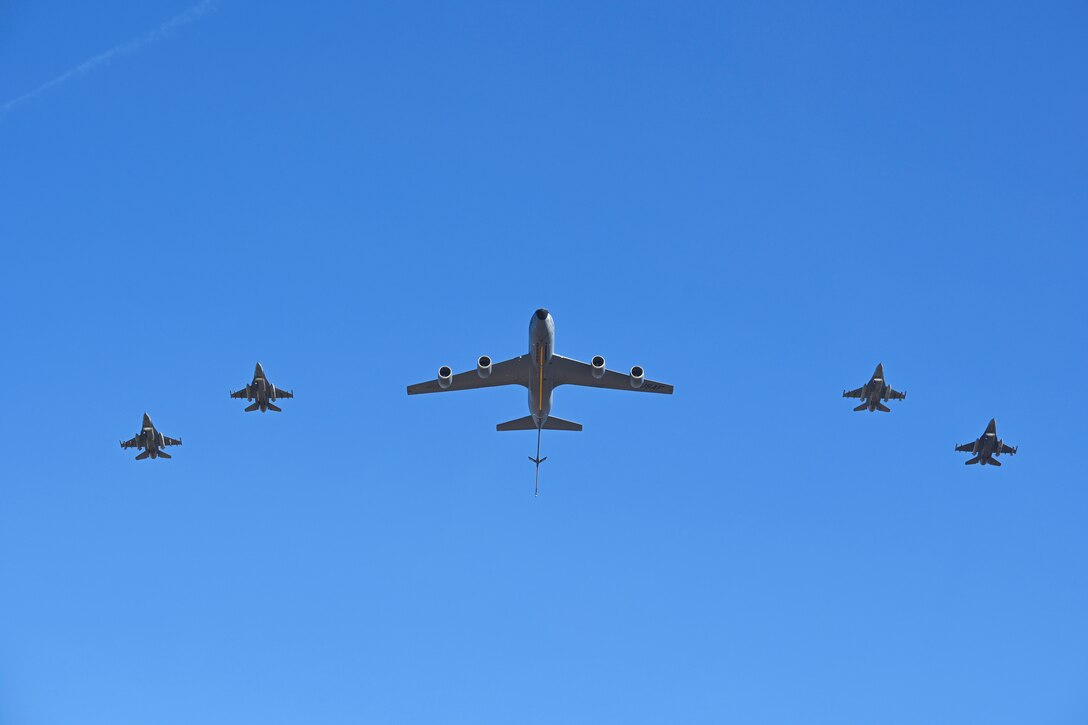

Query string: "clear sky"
[[1, 1, 1086, 723]]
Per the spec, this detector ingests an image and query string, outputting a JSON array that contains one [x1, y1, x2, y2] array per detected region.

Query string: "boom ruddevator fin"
[[530, 427, 546, 496]]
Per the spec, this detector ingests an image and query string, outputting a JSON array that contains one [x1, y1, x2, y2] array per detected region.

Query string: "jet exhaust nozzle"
[[591, 355, 606, 379], [438, 366, 453, 389], [477, 355, 492, 379], [629, 365, 645, 388]]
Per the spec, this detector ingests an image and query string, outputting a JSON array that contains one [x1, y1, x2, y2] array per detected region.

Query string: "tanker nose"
[[535, 308, 550, 321]]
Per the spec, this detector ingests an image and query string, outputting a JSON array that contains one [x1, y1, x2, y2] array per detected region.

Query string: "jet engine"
[[477, 355, 492, 379], [591, 355, 606, 379], [438, 365, 453, 389], [629, 365, 645, 389]]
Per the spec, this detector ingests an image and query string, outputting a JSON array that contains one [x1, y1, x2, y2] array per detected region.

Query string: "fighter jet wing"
[[407, 355, 529, 394], [119, 436, 141, 449], [999, 443, 1017, 455], [842, 386, 865, 398], [955, 441, 977, 452], [550, 355, 673, 394], [229, 389, 250, 399], [162, 436, 183, 447], [886, 387, 906, 400], [272, 387, 294, 399]]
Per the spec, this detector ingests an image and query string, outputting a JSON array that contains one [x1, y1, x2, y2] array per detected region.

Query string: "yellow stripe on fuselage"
[[538, 345, 544, 412]]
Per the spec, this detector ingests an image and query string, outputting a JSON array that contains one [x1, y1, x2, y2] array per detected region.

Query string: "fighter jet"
[[955, 418, 1018, 466], [230, 362, 293, 412], [407, 308, 673, 494], [119, 413, 182, 460], [842, 363, 906, 412]]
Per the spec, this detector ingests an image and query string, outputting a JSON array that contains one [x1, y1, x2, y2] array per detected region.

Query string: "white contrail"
[[1, 0, 216, 117]]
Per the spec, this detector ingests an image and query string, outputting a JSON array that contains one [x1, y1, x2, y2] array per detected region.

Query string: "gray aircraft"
[[119, 413, 182, 460], [230, 362, 293, 412], [955, 418, 1017, 466], [407, 308, 674, 494], [842, 363, 906, 412]]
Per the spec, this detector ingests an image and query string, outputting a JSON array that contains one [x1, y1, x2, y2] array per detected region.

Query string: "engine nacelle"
[[438, 365, 453, 389], [270, 386, 276, 402], [591, 355, 606, 379], [629, 365, 645, 389], [477, 355, 492, 379]]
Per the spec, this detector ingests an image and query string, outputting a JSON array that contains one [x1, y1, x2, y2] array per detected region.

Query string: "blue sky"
[[1, 1, 1086, 723]]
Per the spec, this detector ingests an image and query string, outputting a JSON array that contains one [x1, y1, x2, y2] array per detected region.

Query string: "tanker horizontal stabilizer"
[[496, 415, 583, 432], [541, 416, 582, 431], [497, 416, 537, 431]]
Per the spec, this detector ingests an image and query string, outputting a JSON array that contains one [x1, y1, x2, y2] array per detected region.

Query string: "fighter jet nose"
[[534, 308, 550, 321]]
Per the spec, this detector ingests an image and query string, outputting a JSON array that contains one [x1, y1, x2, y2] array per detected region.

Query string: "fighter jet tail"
[[135, 450, 151, 460], [875, 402, 891, 413], [986, 458, 1002, 467], [965, 456, 980, 465], [156, 450, 172, 459], [244, 402, 261, 412], [853, 402, 869, 412], [266, 403, 282, 413]]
